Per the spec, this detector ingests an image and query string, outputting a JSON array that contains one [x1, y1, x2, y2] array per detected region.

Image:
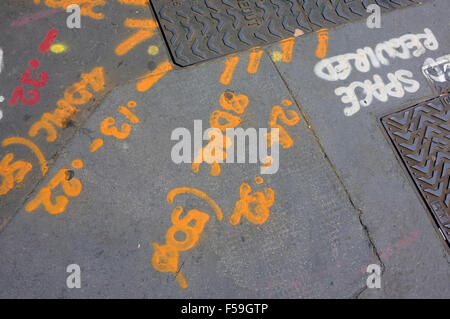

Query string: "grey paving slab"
[[271, 0, 450, 298], [0, 50, 374, 298], [0, 0, 169, 231]]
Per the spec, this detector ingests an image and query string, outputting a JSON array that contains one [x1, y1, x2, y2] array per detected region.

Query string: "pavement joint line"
[[266, 50, 385, 271], [352, 285, 368, 299], [0, 85, 115, 234]]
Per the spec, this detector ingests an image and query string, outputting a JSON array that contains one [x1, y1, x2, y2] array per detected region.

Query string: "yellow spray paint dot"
[[147, 45, 159, 56], [272, 51, 283, 62], [50, 44, 67, 54]]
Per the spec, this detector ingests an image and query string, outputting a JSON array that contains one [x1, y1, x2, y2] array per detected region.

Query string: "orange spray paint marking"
[[115, 19, 158, 56], [29, 100, 78, 142], [25, 166, 82, 215], [254, 176, 264, 185], [29, 67, 104, 142], [219, 91, 249, 114], [315, 29, 329, 59], [35, 0, 106, 20], [0, 153, 32, 196], [136, 61, 173, 92], [153, 200, 218, 289], [118, 106, 140, 124], [229, 183, 275, 226], [65, 67, 105, 105], [167, 187, 223, 221], [2, 137, 48, 176], [267, 105, 300, 149], [100, 117, 131, 140], [89, 138, 104, 153], [280, 38, 295, 63], [118, 0, 148, 6], [282, 99, 292, 107], [220, 56, 239, 85], [192, 131, 232, 177], [127, 100, 137, 108], [209, 110, 241, 131], [262, 156, 273, 166], [247, 48, 263, 74], [71, 159, 83, 169], [175, 273, 188, 289], [152, 207, 211, 289]]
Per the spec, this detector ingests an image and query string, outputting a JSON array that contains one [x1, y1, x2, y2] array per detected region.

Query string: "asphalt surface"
[[0, 0, 448, 298]]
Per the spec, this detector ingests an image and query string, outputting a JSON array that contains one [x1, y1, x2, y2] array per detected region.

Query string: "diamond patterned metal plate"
[[149, 0, 427, 66], [381, 95, 450, 251]]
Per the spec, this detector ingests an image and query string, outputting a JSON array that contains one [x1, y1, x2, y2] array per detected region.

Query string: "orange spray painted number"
[[100, 101, 139, 141], [152, 207, 210, 290], [0, 153, 32, 196], [152, 187, 223, 289], [315, 29, 329, 59], [25, 160, 83, 215], [267, 105, 300, 149], [229, 183, 275, 226]]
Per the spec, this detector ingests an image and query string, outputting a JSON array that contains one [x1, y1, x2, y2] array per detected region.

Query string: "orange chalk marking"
[[229, 183, 275, 226], [0, 153, 32, 196], [267, 105, 300, 149], [219, 91, 249, 114], [25, 168, 82, 215], [136, 61, 173, 92], [315, 29, 329, 59], [2, 137, 48, 176], [220, 56, 239, 85], [89, 138, 104, 153], [280, 38, 295, 63], [247, 48, 263, 74], [118, 105, 140, 124], [100, 117, 131, 140], [167, 187, 223, 221]]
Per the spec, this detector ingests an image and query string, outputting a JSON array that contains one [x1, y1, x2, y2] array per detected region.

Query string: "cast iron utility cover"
[[149, 0, 427, 67], [381, 95, 450, 251], [149, 0, 311, 66]]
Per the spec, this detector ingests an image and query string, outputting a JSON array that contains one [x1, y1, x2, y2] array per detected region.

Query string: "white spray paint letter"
[[422, 54, 450, 83], [314, 28, 439, 82]]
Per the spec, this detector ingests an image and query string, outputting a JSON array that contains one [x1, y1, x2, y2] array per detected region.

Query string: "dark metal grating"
[[149, 0, 428, 66], [381, 95, 450, 251]]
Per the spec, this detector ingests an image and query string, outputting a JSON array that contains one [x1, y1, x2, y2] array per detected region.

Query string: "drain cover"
[[149, 0, 427, 66], [149, 0, 311, 66], [381, 95, 450, 250]]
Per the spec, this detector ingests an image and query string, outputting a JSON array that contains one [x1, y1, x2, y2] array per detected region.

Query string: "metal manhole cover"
[[381, 95, 450, 251], [149, 0, 428, 67], [149, 0, 312, 66]]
